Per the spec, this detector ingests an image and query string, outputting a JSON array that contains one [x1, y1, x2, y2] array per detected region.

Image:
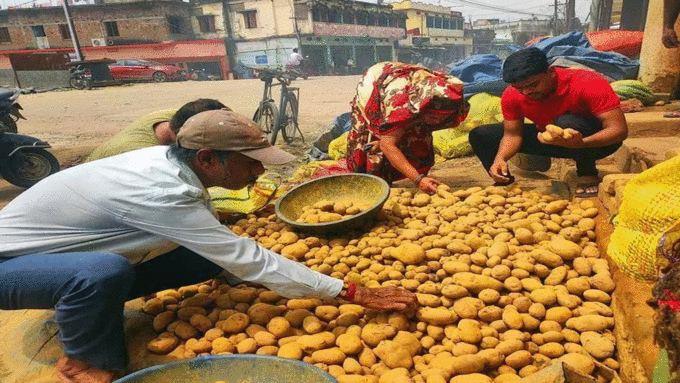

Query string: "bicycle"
[[252, 68, 305, 145]]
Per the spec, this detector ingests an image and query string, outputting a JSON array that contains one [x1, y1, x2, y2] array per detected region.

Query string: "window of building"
[[312, 5, 328, 22], [328, 8, 341, 23], [167, 16, 186, 34], [0, 27, 10, 43], [342, 9, 354, 24], [426, 15, 434, 28], [378, 14, 389, 27], [31, 25, 46, 37], [197, 15, 216, 32], [242, 10, 257, 29], [435, 16, 442, 29], [104, 21, 119, 37], [294, 4, 308, 20], [367, 13, 376, 26], [356, 11, 368, 25], [389, 15, 399, 28], [58, 24, 70, 39], [442, 18, 450, 29]]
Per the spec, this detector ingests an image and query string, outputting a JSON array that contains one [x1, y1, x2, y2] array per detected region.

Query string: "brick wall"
[[0, 1, 193, 50]]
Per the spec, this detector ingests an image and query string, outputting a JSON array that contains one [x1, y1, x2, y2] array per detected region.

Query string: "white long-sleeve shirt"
[[0, 146, 342, 299]]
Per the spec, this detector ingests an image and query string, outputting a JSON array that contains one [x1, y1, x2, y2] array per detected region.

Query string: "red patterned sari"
[[345, 62, 469, 184]]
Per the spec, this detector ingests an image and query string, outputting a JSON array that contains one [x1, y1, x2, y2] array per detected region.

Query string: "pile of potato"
[[142, 185, 618, 383], [296, 200, 370, 224]]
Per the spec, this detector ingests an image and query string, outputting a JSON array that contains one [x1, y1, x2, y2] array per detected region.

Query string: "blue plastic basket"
[[113, 354, 338, 383]]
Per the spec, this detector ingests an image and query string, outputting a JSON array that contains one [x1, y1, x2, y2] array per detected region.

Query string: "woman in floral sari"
[[346, 62, 469, 194]]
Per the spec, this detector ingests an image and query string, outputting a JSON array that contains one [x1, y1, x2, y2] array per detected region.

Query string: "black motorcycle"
[[0, 88, 25, 133], [189, 68, 219, 81], [69, 65, 93, 90], [0, 132, 60, 188]]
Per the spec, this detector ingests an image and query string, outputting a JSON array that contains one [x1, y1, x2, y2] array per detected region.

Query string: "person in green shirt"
[[85, 99, 228, 162]]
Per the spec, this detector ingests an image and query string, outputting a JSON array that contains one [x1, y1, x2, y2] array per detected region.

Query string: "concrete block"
[[614, 185, 626, 210], [597, 164, 626, 180], [601, 173, 636, 194], [665, 148, 680, 160], [610, 145, 632, 173], [630, 158, 644, 174], [598, 189, 618, 215]]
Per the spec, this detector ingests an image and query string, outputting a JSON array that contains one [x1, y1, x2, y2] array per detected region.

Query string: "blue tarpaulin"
[[545, 45, 639, 81], [447, 54, 509, 98], [447, 31, 639, 97], [529, 31, 591, 51]]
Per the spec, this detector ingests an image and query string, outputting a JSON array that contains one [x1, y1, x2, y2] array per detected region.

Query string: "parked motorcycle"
[[0, 88, 59, 187], [0, 88, 25, 133], [69, 65, 93, 90], [0, 132, 60, 188], [189, 68, 219, 81], [284, 64, 309, 80]]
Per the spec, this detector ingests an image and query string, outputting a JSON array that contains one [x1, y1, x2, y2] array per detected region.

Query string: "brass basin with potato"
[[275, 174, 390, 233]]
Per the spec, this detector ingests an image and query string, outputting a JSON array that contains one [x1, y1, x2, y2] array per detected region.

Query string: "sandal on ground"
[[493, 175, 515, 187], [575, 182, 599, 198]]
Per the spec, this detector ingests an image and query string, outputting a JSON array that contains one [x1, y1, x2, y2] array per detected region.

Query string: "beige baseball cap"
[[177, 109, 296, 165]]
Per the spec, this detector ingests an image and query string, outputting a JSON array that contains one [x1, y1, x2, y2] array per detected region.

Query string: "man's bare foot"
[[56, 356, 116, 383], [575, 175, 600, 198]]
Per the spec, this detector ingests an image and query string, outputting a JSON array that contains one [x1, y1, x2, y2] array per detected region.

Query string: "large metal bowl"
[[275, 174, 390, 233], [113, 355, 337, 383]]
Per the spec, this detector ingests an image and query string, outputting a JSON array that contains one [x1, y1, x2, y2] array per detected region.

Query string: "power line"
[[441, 0, 553, 17]]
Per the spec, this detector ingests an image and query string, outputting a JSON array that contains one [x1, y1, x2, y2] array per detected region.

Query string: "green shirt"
[[85, 109, 177, 162]]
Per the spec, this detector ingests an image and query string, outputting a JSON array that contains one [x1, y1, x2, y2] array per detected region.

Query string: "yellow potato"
[[147, 332, 179, 354], [540, 131, 555, 142]]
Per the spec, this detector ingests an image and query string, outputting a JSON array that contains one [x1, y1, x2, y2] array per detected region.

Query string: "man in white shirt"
[[288, 47, 303, 68], [0, 109, 416, 383]]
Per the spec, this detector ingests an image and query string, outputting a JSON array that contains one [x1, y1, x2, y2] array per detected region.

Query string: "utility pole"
[[553, 0, 559, 35], [290, 0, 302, 52], [589, 0, 601, 31], [566, 0, 575, 31], [221, 0, 238, 79], [62, 0, 83, 61]]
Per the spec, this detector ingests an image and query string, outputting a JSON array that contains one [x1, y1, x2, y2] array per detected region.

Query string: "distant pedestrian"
[[287, 48, 304, 69]]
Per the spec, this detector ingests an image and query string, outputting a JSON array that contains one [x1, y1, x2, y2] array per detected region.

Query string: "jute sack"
[[607, 155, 680, 281]]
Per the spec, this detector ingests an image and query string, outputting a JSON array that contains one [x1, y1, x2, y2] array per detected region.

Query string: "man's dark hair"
[[502, 47, 549, 84], [169, 99, 229, 134], [293, 48, 299, 53]]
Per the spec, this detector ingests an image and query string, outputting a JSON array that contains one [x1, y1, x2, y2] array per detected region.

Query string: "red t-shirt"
[[501, 67, 620, 131]]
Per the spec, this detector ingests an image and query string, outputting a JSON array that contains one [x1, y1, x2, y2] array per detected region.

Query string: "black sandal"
[[493, 175, 515, 187]]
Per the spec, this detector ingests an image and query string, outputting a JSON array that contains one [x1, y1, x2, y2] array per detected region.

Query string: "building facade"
[[204, 0, 407, 75], [0, 0, 193, 50], [0, 1, 232, 83], [486, 18, 552, 46], [390, 0, 471, 65]]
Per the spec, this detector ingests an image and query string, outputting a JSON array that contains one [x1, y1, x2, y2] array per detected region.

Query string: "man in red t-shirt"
[[469, 47, 628, 197]]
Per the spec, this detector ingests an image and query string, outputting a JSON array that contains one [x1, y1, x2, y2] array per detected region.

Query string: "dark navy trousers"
[[0, 247, 223, 370], [469, 112, 622, 178]]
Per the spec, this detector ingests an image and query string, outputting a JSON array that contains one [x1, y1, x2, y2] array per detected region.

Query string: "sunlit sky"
[[2, 0, 593, 24]]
